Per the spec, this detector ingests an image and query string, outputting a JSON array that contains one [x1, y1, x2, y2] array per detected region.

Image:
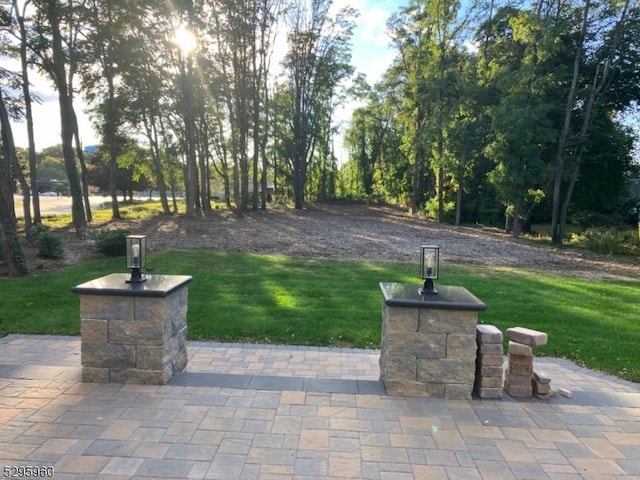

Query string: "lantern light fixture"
[[126, 235, 147, 283], [419, 245, 439, 295]]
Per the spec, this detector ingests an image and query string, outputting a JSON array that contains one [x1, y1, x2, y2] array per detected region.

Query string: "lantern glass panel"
[[420, 246, 439, 280], [126, 235, 147, 269]]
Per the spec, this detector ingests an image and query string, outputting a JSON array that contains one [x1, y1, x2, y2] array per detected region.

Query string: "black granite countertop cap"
[[379, 282, 487, 311], [72, 273, 192, 298]]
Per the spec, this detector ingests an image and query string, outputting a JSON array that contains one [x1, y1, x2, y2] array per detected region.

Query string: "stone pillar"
[[73, 273, 192, 384], [379, 283, 487, 399]]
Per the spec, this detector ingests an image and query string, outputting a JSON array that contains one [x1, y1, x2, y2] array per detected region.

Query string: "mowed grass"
[[1, 250, 639, 382]]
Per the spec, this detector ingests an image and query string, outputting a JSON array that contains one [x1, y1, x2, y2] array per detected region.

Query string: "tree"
[[113, 6, 174, 215], [344, 77, 393, 201], [445, 52, 491, 226], [387, 0, 472, 220], [343, 72, 413, 205], [281, 0, 355, 209], [551, 0, 639, 244], [0, 86, 28, 276], [10, 0, 41, 228], [203, 0, 280, 213], [79, 0, 152, 220], [31, 0, 86, 235], [477, 6, 566, 236]]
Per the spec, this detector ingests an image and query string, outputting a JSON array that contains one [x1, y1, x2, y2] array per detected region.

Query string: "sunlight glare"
[[174, 24, 197, 54]]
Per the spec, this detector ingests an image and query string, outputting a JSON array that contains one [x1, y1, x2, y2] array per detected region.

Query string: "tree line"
[[0, 0, 355, 276], [0, 0, 639, 277], [343, 0, 640, 242]]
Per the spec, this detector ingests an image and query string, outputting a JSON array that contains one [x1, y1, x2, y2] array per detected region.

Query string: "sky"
[[333, 0, 403, 163], [9, 0, 406, 155]]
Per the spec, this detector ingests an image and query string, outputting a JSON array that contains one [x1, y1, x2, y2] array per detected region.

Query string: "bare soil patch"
[[16, 202, 640, 281]]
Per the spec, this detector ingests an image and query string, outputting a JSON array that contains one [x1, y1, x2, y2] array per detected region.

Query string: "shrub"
[[425, 198, 455, 222], [30, 225, 64, 259], [93, 229, 130, 256], [572, 227, 631, 255], [570, 210, 623, 228]]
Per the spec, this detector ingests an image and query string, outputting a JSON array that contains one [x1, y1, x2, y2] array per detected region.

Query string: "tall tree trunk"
[[511, 195, 522, 238], [14, 0, 40, 228], [105, 74, 121, 220], [551, 0, 590, 245], [72, 111, 92, 222], [144, 112, 171, 214], [198, 111, 211, 215], [560, 62, 608, 236], [455, 186, 463, 226], [410, 156, 424, 215], [183, 58, 199, 217], [212, 116, 232, 208], [437, 166, 444, 222], [455, 143, 467, 226], [0, 89, 28, 276], [259, 68, 270, 210], [553, 0, 627, 243], [251, 18, 261, 211], [45, 0, 86, 235], [180, 1, 200, 218], [252, 93, 260, 211]]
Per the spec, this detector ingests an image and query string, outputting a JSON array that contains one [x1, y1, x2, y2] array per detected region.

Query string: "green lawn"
[[1, 250, 639, 383]]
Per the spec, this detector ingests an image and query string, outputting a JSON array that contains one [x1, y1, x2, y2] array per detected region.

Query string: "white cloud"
[[358, 5, 393, 48], [348, 0, 398, 84]]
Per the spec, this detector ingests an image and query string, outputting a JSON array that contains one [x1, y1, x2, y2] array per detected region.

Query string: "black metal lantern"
[[419, 245, 439, 295], [126, 235, 147, 283]]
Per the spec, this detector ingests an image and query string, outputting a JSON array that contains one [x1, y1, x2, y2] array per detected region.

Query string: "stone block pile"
[[533, 371, 552, 399], [504, 327, 549, 398], [474, 324, 504, 399]]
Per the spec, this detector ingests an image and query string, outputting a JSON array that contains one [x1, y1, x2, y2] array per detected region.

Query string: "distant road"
[[13, 194, 111, 218]]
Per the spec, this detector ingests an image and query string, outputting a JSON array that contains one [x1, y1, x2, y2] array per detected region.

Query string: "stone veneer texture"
[[79, 287, 188, 384], [474, 324, 504, 399], [380, 304, 478, 399]]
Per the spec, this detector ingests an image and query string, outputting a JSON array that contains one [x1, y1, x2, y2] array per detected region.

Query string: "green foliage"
[[30, 225, 64, 259], [343, 1, 638, 233], [425, 197, 455, 222], [570, 210, 624, 228], [36, 155, 66, 182], [571, 227, 636, 255], [92, 229, 130, 256]]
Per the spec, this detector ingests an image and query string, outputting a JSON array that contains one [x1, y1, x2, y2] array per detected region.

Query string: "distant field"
[[13, 194, 111, 217]]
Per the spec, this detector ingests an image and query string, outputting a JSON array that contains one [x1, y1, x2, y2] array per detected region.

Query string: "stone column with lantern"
[[379, 246, 487, 399], [73, 235, 192, 384]]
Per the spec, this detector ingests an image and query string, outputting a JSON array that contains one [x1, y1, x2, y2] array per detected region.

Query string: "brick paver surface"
[[0, 334, 639, 479]]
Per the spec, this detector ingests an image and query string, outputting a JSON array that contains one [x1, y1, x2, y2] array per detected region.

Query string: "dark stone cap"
[[379, 282, 487, 311], [72, 273, 192, 298]]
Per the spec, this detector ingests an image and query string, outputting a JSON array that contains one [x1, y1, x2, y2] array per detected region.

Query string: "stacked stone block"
[[380, 305, 479, 399], [532, 371, 552, 399], [474, 324, 504, 399], [504, 327, 548, 398], [75, 274, 191, 385]]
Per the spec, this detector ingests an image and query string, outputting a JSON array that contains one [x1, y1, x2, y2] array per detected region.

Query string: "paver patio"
[[0, 334, 639, 479]]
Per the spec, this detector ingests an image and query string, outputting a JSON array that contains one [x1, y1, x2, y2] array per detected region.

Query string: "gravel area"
[[140, 203, 639, 281], [12, 202, 639, 280]]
